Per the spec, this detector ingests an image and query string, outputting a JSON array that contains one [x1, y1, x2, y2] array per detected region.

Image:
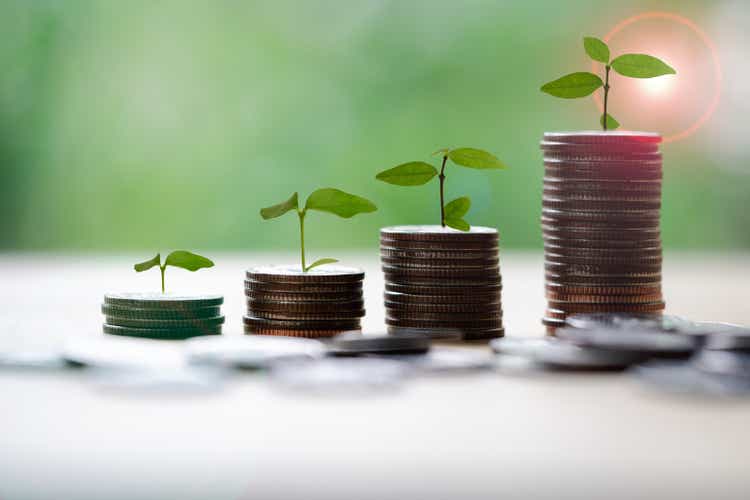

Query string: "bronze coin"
[[246, 265, 364, 284], [385, 300, 502, 313], [242, 315, 361, 331], [384, 282, 502, 295], [244, 326, 357, 338], [246, 299, 364, 313], [251, 309, 365, 321], [545, 292, 663, 304], [384, 290, 501, 304]]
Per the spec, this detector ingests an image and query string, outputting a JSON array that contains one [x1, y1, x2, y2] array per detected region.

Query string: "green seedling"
[[541, 36, 676, 130], [134, 251, 214, 293], [375, 148, 506, 231], [260, 188, 377, 272]]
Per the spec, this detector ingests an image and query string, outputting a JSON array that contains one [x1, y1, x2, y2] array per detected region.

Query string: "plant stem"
[[439, 155, 448, 227], [298, 210, 307, 272], [602, 65, 611, 131], [160, 266, 166, 293]]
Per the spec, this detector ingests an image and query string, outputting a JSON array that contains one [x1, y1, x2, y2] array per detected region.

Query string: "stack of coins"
[[381, 225, 503, 340], [244, 265, 365, 338], [540, 131, 665, 334], [102, 293, 224, 340]]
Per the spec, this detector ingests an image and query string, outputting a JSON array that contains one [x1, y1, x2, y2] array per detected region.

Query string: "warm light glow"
[[593, 12, 721, 143]]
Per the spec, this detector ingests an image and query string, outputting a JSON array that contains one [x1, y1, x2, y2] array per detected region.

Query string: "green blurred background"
[[0, 0, 747, 252]]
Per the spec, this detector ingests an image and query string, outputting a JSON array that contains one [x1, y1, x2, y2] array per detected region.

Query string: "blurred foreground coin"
[[62, 336, 185, 369], [270, 358, 409, 393], [633, 360, 750, 397], [556, 326, 698, 357], [490, 337, 647, 370], [369, 346, 495, 374], [697, 322, 750, 351], [186, 335, 326, 369], [327, 332, 430, 356]]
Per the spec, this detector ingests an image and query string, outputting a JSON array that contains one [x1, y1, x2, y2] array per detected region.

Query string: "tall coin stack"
[[540, 131, 665, 334], [102, 293, 225, 339], [381, 226, 504, 340], [244, 265, 365, 338]]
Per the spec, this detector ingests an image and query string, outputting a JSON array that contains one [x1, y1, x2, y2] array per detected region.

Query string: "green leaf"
[[134, 253, 160, 272], [164, 251, 214, 272], [304, 188, 377, 218], [610, 54, 676, 78], [444, 196, 471, 220], [260, 192, 298, 219], [600, 113, 620, 130], [540, 72, 603, 98], [375, 162, 437, 186], [448, 148, 506, 169], [583, 36, 609, 63], [305, 258, 339, 271], [431, 148, 450, 157], [444, 218, 470, 231]]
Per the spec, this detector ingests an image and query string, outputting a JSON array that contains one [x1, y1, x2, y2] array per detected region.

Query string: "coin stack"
[[102, 293, 224, 340], [540, 131, 665, 334], [244, 265, 365, 338], [381, 225, 503, 340]]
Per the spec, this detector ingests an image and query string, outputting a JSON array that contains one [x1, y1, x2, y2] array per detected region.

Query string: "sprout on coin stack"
[[249, 188, 377, 338], [538, 36, 676, 334], [375, 148, 507, 341], [102, 251, 224, 340]]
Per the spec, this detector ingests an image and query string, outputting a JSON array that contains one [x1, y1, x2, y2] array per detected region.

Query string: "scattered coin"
[[186, 335, 326, 369], [556, 327, 698, 357], [697, 322, 750, 351], [491, 337, 647, 370], [633, 360, 750, 397], [327, 332, 431, 356]]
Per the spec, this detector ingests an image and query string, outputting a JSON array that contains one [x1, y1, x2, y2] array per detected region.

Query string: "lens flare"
[[593, 12, 721, 143]]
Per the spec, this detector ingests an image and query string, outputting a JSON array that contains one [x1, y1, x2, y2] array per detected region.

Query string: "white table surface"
[[1, 252, 749, 500]]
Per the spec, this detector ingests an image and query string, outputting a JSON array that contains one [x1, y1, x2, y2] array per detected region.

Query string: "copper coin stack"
[[381, 225, 503, 340], [244, 265, 365, 338], [540, 131, 665, 334]]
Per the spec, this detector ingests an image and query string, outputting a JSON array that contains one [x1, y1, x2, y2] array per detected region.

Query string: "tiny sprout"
[[260, 188, 377, 272], [541, 36, 676, 130], [134, 251, 214, 293], [375, 148, 506, 231]]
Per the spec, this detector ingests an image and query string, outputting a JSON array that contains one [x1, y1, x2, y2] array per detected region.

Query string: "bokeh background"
[[0, 0, 747, 252]]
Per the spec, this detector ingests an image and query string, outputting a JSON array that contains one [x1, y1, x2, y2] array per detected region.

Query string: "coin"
[[380, 237, 499, 250], [104, 293, 224, 309], [491, 337, 647, 370], [545, 273, 662, 286], [246, 265, 364, 283], [556, 326, 697, 357], [103, 323, 222, 339], [251, 309, 366, 321], [384, 290, 501, 304], [540, 140, 660, 154], [368, 346, 495, 373], [244, 326, 359, 338], [543, 244, 662, 257], [380, 247, 499, 260], [101, 304, 222, 319], [546, 283, 661, 296], [186, 335, 326, 369], [244, 280, 362, 294], [633, 360, 750, 397], [546, 301, 665, 314], [381, 256, 499, 268], [385, 300, 501, 313], [565, 313, 693, 332], [384, 282, 502, 295], [545, 292, 663, 304], [543, 236, 662, 250], [243, 315, 361, 331], [327, 332, 431, 356], [105, 315, 225, 329], [697, 322, 750, 351], [542, 197, 661, 210], [543, 177, 662, 192], [543, 131, 662, 144], [380, 225, 498, 242], [385, 317, 503, 329], [246, 299, 364, 313], [382, 265, 500, 278]]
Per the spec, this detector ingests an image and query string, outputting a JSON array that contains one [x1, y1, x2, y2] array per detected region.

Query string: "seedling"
[[375, 148, 506, 231], [541, 36, 676, 130], [260, 188, 377, 272], [134, 251, 214, 293]]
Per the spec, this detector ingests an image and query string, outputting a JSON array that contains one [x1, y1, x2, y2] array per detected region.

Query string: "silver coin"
[[270, 358, 409, 393], [185, 335, 325, 369], [566, 313, 698, 334], [369, 346, 495, 374], [692, 349, 750, 378], [327, 332, 431, 356], [696, 322, 750, 350], [556, 326, 698, 356], [490, 337, 647, 369], [633, 360, 750, 397]]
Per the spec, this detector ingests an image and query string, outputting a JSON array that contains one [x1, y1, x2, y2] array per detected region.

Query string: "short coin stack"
[[381, 225, 503, 340], [540, 131, 665, 334], [244, 265, 365, 338], [102, 293, 224, 340]]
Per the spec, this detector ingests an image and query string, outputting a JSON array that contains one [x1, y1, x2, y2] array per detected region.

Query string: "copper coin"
[[545, 301, 666, 314], [246, 265, 364, 284], [251, 309, 365, 321], [244, 326, 357, 338], [384, 290, 501, 304], [246, 299, 365, 313], [386, 308, 502, 320], [385, 317, 503, 329], [385, 300, 502, 313], [545, 283, 661, 296]]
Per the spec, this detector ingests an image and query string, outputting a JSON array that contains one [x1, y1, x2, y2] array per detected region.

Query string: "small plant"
[[260, 188, 377, 272], [134, 251, 214, 293], [541, 36, 676, 130], [375, 148, 506, 231]]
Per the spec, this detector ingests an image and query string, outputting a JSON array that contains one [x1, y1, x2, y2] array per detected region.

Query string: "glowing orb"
[[592, 12, 721, 143]]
